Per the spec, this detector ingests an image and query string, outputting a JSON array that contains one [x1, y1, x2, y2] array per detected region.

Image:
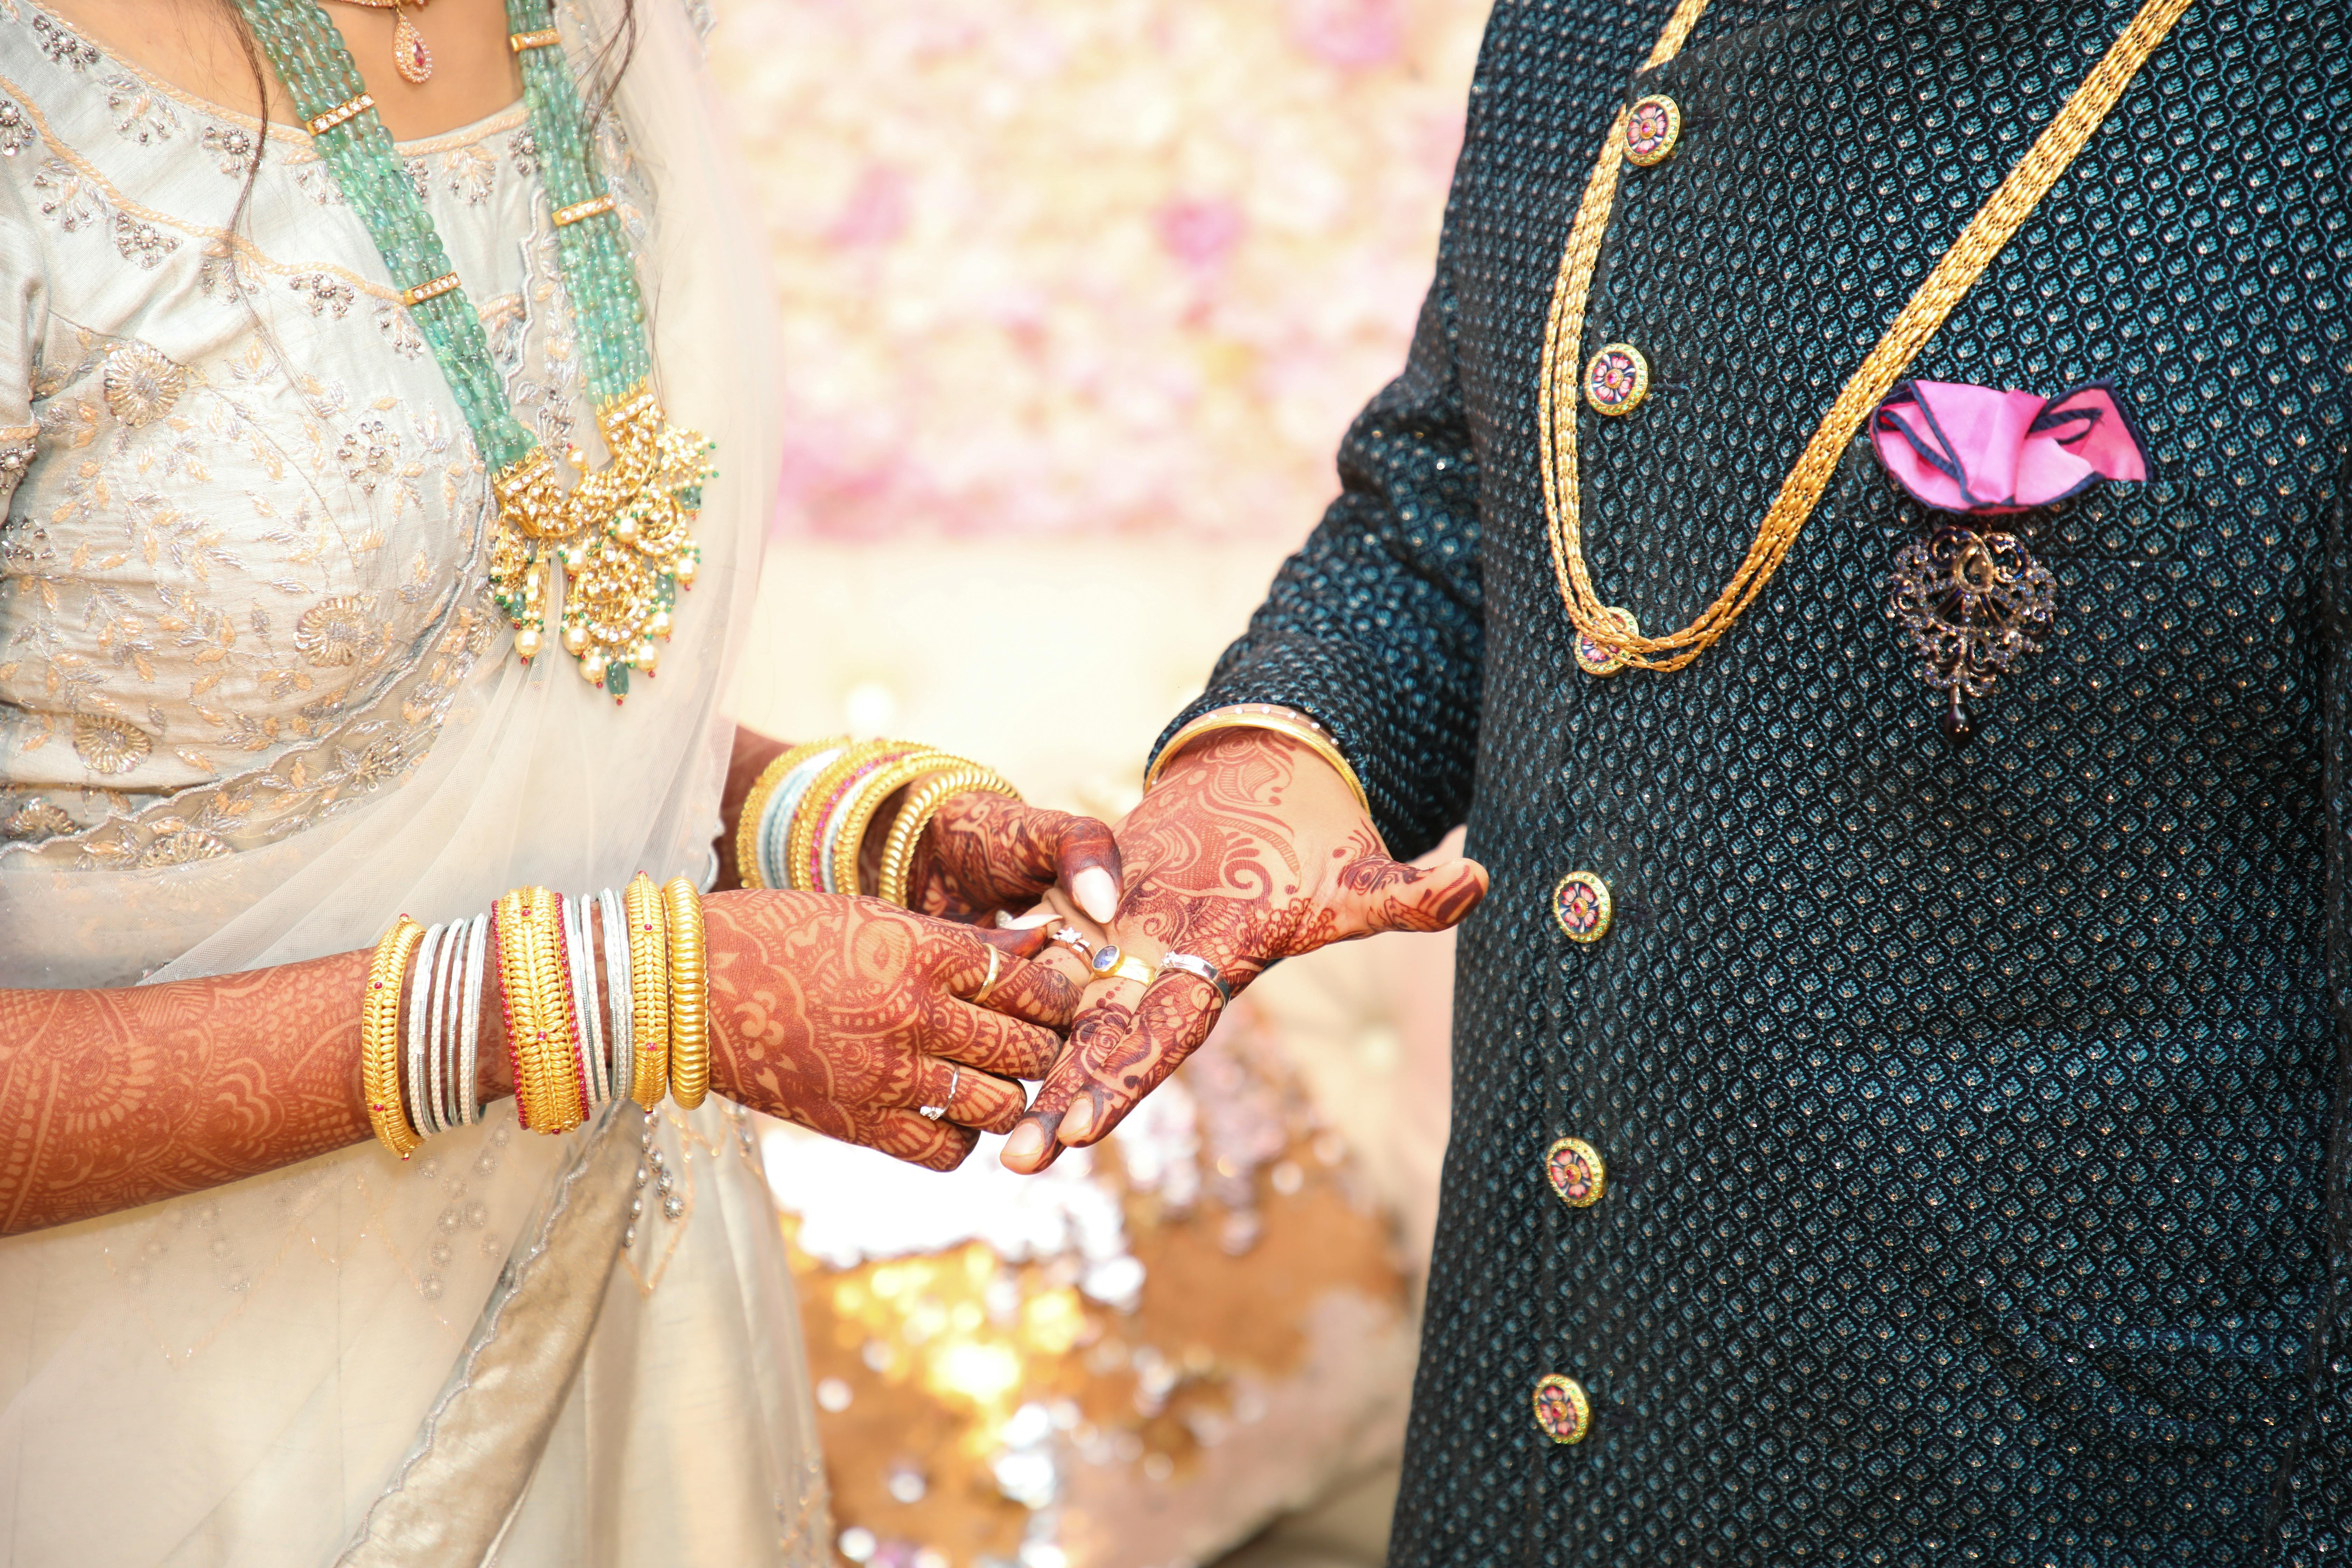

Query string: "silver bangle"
[[598, 887, 632, 1105], [576, 892, 608, 1105], [405, 922, 444, 1140], [457, 912, 489, 1127], [423, 919, 454, 1136], [1157, 951, 1230, 1006], [561, 894, 605, 1107], [430, 913, 464, 1134]]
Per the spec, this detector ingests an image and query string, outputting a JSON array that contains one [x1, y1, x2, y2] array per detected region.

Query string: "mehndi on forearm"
[[0, 951, 381, 1234]]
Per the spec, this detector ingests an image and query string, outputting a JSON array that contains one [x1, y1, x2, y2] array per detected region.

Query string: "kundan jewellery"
[[1535, 0, 2192, 686], [317, 0, 436, 84], [237, 0, 712, 702]]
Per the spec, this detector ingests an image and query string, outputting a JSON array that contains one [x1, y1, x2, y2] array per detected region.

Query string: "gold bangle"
[[362, 916, 427, 1159], [1143, 704, 1372, 817], [874, 764, 1020, 910], [663, 877, 710, 1110], [786, 739, 911, 893], [623, 873, 670, 1107], [497, 886, 585, 1135], [826, 749, 971, 897], [734, 737, 849, 891]]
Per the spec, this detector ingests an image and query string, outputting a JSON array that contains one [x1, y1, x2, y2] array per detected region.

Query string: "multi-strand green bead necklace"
[[237, 0, 713, 700]]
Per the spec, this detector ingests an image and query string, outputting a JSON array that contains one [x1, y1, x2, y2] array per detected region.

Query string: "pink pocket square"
[[1870, 378, 2150, 514]]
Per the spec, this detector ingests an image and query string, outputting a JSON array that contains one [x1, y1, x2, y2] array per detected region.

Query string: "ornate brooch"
[[1888, 527, 2055, 747], [1872, 378, 2150, 749]]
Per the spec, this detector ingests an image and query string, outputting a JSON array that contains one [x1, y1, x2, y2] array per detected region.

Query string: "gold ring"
[[1087, 943, 1156, 988], [973, 945, 1003, 1005]]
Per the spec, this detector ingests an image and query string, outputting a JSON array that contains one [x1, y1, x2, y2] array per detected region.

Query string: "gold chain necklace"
[[1538, 0, 2194, 673]]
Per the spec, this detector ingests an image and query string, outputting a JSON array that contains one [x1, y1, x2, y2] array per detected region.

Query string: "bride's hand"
[[905, 790, 1123, 931], [704, 889, 1078, 1170], [717, 729, 1122, 930]]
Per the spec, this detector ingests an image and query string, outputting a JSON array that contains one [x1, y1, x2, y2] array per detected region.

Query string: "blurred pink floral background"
[[710, 0, 1486, 540], [710, 6, 1486, 1561]]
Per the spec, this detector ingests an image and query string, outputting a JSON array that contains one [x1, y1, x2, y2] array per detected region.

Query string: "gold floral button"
[[1623, 94, 1682, 167], [1532, 1373, 1592, 1444], [1574, 605, 1640, 677], [1582, 342, 1650, 416], [1551, 870, 1613, 944], [1544, 1136, 1606, 1207]]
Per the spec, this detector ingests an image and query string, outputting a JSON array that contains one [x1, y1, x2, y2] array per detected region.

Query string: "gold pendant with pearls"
[[488, 382, 713, 703]]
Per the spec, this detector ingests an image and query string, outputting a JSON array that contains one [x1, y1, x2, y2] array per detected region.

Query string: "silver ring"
[[918, 1065, 959, 1122], [1158, 951, 1230, 1005]]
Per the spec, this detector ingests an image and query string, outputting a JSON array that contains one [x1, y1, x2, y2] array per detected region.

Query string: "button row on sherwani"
[[1533, 1372, 1593, 1444], [1551, 869, 1612, 942], [1623, 93, 1681, 167], [1545, 1135, 1606, 1207], [1574, 93, 1681, 424]]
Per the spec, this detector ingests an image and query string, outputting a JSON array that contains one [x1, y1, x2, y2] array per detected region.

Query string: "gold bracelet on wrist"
[[826, 749, 969, 897], [875, 764, 1021, 910], [1144, 704, 1372, 817], [662, 876, 710, 1110], [496, 886, 585, 1135], [786, 738, 912, 893], [362, 916, 427, 1159], [622, 872, 670, 1107], [734, 736, 849, 891]]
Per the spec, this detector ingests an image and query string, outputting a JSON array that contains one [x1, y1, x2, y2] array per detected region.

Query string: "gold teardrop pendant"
[[392, 9, 433, 84]]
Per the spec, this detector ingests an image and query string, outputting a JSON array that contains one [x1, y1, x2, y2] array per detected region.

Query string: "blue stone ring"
[[1087, 943, 1157, 988]]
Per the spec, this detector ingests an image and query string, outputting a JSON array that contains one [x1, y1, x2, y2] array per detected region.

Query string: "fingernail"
[[1061, 1099, 1095, 1143], [993, 910, 1016, 927], [1073, 868, 1118, 924], [1006, 908, 1057, 930], [1003, 1124, 1045, 1166]]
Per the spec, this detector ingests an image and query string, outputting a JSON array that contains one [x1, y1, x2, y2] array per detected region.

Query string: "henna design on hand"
[[0, 952, 385, 1234], [1002, 728, 1487, 1172], [908, 791, 1122, 927], [704, 889, 1078, 1171], [714, 727, 1121, 931]]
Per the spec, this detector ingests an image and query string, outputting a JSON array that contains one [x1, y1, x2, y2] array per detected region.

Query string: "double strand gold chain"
[[1538, 0, 2195, 672]]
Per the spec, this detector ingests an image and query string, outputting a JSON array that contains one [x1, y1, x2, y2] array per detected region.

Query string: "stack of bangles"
[[361, 872, 709, 1159], [731, 734, 1021, 905]]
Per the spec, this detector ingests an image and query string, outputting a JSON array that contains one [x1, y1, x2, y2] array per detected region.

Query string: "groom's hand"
[[999, 726, 1487, 1172]]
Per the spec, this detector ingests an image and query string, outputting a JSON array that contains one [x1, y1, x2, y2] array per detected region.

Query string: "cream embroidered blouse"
[[0, 4, 648, 870]]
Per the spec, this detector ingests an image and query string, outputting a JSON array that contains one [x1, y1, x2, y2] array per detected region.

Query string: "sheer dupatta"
[[0, 1, 826, 1561]]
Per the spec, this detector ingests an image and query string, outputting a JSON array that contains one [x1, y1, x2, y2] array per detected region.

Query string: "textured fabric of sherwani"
[[1155, 0, 2352, 1560]]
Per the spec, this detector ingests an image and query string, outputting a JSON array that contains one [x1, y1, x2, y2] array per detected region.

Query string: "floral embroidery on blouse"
[[0, 3, 658, 864]]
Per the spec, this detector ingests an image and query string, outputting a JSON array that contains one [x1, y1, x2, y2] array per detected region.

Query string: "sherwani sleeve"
[[1146, 254, 1487, 864], [2278, 449, 2352, 1559]]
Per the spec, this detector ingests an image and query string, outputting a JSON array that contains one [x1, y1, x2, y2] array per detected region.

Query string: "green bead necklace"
[[236, 0, 713, 700]]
